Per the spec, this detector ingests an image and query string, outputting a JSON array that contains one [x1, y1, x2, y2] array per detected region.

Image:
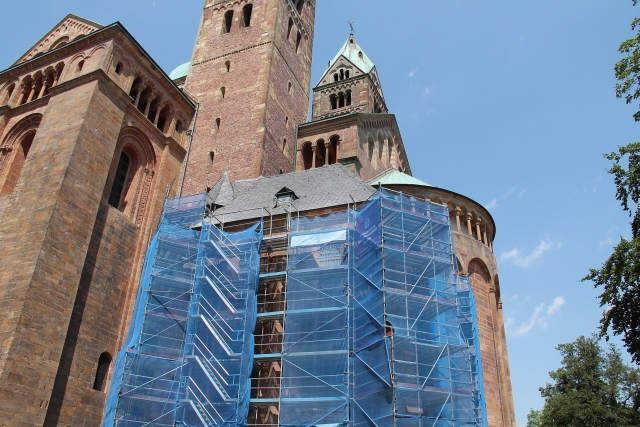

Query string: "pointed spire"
[[328, 33, 375, 74]]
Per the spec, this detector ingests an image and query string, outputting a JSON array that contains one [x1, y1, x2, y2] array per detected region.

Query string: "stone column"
[[133, 84, 146, 108], [324, 142, 329, 166], [37, 80, 48, 99], [311, 145, 317, 169], [144, 92, 156, 117], [335, 139, 340, 160], [483, 228, 489, 246], [475, 218, 482, 241], [25, 83, 36, 103], [454, 207, 462, 233], [153, 101, 166, 126], [465, 213, 473, 236]]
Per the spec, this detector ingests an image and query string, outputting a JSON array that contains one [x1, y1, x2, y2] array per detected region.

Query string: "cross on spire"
[[349, 20, 356, 35]]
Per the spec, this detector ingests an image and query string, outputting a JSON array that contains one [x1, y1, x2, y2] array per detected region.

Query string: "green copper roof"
[[329, 34, 375, 73], [169, 61, 190, 80], [368, 168, 431, 187]]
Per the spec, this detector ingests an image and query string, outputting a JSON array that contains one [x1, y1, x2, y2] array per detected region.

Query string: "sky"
[[1, 1, 638, 425]]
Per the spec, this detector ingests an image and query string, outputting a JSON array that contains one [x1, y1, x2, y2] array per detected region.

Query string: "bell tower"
[[181, 0, 315, 195]]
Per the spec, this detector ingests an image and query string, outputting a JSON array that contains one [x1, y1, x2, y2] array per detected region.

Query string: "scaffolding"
[[103, 188, 487, 427], [103, 193, 262, 427]]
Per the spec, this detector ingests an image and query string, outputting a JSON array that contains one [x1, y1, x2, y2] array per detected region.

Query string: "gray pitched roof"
[[205, 171, 234, 207], [206, 163, 376, 224]]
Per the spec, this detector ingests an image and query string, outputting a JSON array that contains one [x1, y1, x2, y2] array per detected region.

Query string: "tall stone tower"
[[180, 0, 316, 195]]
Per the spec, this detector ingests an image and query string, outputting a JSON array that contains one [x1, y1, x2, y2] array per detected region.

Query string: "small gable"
[[15, 14, 103, 65]]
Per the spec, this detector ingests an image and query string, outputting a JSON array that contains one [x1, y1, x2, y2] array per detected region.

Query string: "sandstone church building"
[[0, 1, 516, 426]]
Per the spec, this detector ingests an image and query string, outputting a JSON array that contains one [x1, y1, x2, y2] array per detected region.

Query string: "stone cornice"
[[0, 24, 195, 111]]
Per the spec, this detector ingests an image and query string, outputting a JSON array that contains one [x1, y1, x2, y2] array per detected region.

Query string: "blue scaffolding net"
[[102, 193, 262, 427], [103, 188, 486, 427]]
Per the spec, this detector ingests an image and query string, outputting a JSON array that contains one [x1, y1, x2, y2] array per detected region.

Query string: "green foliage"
[[585, 1, 640, 365], [526, 335, 640, 427], [583, 143, 640, 363], [615, 13, 640, 121]]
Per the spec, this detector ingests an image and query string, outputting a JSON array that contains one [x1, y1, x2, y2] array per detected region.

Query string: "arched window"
[[175, 120, 183, 134], [1, 83, 15, 106], [287, 18, 294, 39], [146, 97, 160, 122], [108, 129, 155, 222], [2, 133, 35, 195], [282, 138, 287, 152], [315, 139, 326, 167], [129, 77, 143, 99], [108, 151, 130, 209], [19, 80, 33, 105], [330, 94, 337, 110], [288, 81, 292, 93], [301, 142, 313, 169], [115, 62, 123, 75], [329, 135, 339, 165], [296, 0, 304, 14], [345, 70, 350, 79], [346, 90, 352, 106], [220, 86, 226, 99], [223, 10, 234, 34], [77, 60, 84, 72], [333, 73, 339, 82], [340, 69, 344, 80], [225, 60, 231, 72], [242, 4, 253, 27], [338, 92, 345, 108], [156, 105, 170, 132], [215, 118, 221, 130], [93, 352, 112, 391], [42, 72, 55, 97], [296, 32, 302, 53], [55, 63, 65, 83]]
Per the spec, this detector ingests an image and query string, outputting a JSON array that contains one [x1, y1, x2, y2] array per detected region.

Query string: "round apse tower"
[[370, 168, 517, 427]]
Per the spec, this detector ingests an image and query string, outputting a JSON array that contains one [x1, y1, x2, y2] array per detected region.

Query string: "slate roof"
[[369, 168, 431, 187], [205, 172, 234, 206], [205, 163, 376, 224]]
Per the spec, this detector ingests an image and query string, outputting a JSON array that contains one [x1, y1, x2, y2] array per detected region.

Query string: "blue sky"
[[1, 1, 638, 425]]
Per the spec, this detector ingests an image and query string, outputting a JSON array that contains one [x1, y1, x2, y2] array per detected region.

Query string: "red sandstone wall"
[[0, 27, 193, 426], [183, 0, 315, 193]]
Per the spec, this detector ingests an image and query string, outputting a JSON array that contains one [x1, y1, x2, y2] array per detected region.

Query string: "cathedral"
[[0, 1, 515, 426]]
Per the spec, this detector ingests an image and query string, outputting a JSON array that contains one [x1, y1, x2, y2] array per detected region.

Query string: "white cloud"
[[599, 227, 620, 247], [409, 68, 418, 77], [424, 86, 432, 96], [518, 188, 526, 197], [484, 198, 499, 210], [501, 238, 561, 268], [504, 187, 515, 198], [508, 297, 565, 336]]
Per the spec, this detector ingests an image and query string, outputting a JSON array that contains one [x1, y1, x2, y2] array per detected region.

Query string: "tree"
[[583, 1, 640, 364], [526, 335, 640, 427]]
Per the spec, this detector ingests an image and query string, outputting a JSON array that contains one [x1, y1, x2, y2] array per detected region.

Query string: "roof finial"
[[349, 20, 356, 35]]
